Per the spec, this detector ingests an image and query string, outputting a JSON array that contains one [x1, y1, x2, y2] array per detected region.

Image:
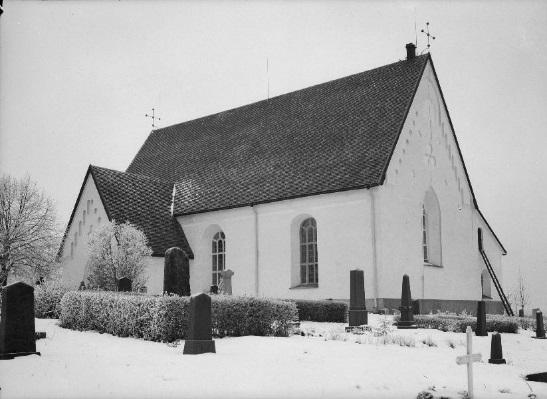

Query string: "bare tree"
[[0, 175, 60, 286], [86, 221, 152, 291], [508, 268, 529, 316], [516, 270, 528, 315]]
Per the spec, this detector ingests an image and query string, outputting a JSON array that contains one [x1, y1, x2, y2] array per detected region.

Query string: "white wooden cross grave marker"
[[456, 326, 482, 399]]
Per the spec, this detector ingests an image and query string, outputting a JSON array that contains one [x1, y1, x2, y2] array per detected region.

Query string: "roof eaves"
[[173, 183, 379, 217], [477, 208, 507, 255]]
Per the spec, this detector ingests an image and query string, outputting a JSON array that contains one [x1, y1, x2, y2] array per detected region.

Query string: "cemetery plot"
[[2, 315, 546, 398]]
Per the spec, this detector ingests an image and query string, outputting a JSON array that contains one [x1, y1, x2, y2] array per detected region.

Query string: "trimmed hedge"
[[59, 291, 298, 341], [34, 281, 71, 319], [293, 299, 348, 322], [394, 314, 520, 333]]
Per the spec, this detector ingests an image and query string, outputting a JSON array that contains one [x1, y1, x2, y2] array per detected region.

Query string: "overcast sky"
[[1, 1, 546, 311]]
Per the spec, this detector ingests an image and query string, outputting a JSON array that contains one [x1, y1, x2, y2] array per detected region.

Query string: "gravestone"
[[0, 282, 41, 359], [397, 274, 417, 329], [117, 277, 132, 292], [163, 247, 191, 296], [183, 293, 216, 355], [219, 269, 234, 295], [488, 332, 506, 364], [475, 301, 487, 336], [533, 310, 546, 339], [518, 308, 524, 318], [348, 269, 367, 327], [78, 281, 86, 291]]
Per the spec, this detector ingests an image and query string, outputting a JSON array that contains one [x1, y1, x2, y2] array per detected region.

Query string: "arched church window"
[[300, 218, 318, 285], [422, 189, 442, 266], [212, 231, 226, 286]]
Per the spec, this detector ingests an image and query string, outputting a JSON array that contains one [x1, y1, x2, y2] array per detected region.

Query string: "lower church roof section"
[[89, 165, 193, 258]]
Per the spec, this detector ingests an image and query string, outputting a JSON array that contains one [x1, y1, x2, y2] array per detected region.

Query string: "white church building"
[[59, 44, 510, 314]]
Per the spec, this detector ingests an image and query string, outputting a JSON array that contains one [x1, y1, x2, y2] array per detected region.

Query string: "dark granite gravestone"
[[0, 282, 41, 360], [397, 274, 417, 329], [164, 247, 191, 296], [348, 269, 368, 327], [488, 332, 506, 364], [219, 269, 234, 295], [78, 281, 86, 291], [117, 277, 132, 292], [183, 293, 216, 355], [518, 308, 524, 318], [475, 300, 488, 336], [533, 311, 546, 339]]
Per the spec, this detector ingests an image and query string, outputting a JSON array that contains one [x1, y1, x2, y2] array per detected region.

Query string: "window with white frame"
[[422, 205, 428, 262], [300, 218, 318, 285], [422, 189, 442, 266], [211, 231, 226, 286]]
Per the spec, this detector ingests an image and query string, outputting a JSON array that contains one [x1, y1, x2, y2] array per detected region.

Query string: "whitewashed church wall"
[[178, 189, 374, 300], [143, 256, 164, 295], [377, 61, 505, 302], [178, 207, 258, 296], [256, 190, 373, 300], [60, 174, 109, 289]]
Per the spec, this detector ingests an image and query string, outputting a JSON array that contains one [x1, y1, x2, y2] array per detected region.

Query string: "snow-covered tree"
[[86, 221, 152, 291], [0, 174, 60, 286]]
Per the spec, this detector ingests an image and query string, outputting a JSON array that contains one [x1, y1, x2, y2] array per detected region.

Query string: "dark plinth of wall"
[[361, 298, 504, 315]]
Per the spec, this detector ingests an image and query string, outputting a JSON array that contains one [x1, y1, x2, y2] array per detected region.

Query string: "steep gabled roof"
[[127, 55, 430, 215], [58, 166, 193, 259]]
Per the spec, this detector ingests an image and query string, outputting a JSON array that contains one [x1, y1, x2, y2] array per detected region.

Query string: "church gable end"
[[374, 57, 505, 302]]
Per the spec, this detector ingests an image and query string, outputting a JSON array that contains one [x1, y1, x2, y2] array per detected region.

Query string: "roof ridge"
[[91, 164, 174, 186], [153, 54, 430, 133]]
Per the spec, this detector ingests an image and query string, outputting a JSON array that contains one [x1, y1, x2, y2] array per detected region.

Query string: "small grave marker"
[[117, 277, 132, 292], [397, 274, 417, 329], [183, 293, 216, 355], [533, 310, 546, 339], [488, 332, 506, 364], [456, 326, 482, 399], [0, 282, 41, 360], [346, 269, 367, 332]]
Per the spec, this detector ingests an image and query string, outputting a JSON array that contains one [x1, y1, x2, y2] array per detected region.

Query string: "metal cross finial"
[[145, 108, 161, 128], [421, 22, 436, 51]]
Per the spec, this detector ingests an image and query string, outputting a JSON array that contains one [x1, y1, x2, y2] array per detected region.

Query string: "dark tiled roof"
[[89, 166, 193, 258], [127, 55, 430, 215]]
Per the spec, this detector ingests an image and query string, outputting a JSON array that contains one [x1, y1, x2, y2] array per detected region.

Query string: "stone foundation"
[[360, 298, 505, 315]]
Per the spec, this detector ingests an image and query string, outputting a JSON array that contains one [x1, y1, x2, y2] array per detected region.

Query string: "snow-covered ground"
[[1, 315, 546, 399]]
